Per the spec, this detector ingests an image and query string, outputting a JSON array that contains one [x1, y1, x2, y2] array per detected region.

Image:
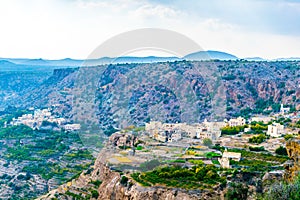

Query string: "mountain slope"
[[4, 60, 298, 130], [184, 50, 238, 60]]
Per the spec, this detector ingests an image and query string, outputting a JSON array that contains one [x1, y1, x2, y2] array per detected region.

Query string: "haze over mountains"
[[1, 50, 300, 71]]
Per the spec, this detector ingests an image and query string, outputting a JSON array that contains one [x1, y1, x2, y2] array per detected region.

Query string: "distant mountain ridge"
[[2, 51, 300, 71], [1, 50, 237, 68], [184, 50, 238, 60], [243, 57, 266, 61]]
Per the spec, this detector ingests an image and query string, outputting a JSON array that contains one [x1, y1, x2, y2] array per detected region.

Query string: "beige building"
[[64, 124, 81, 131], [251, 116, 273, 124], [218, 149, 241, 168], [146, 120, 224, 142], [228, 117, 246, 127]]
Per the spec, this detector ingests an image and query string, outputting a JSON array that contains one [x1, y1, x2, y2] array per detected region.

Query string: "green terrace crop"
[[0, 125, 96, 199]]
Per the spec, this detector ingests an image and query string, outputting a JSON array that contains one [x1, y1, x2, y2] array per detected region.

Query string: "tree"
[[284, 134, 294, 141], [103, 125, 118, 136], [225, 183, 249, 200], [120, 176, 128, 185], [202, 138, 213, 147], [249, 134, 266, 144], [275, 146, 287, 156]]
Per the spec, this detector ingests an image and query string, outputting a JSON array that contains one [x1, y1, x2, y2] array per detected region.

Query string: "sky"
[[0, 0, 300, 59]]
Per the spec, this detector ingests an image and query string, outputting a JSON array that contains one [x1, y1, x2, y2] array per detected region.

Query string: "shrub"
[[249, 146, 265, 152], [139, 160, 161, 172], [136, 146, 143, 150], [225, 183, 249, 200], [249, 134, 266, 144], [284, 134, 294, 141], [275, 146, 288, 156], [120, 176, 128, 185], [202, 138, 213, 147], [261, 175, 300, 200], [90, 180, 102, 187], [91, 190, 99, 198], [221, 126, 245, 135]]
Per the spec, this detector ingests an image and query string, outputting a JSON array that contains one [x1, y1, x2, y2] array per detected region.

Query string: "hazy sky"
[[0, 0, 300, 59]]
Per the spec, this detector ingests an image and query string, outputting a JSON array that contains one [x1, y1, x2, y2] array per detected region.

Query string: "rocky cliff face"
[[285, 138, 300, 181], [96, 61, 299, 129]]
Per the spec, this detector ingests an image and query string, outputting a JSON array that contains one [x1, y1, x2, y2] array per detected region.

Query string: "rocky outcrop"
[[109, 132, 138, 147], [284, 138, 300, 181], [37, 139, 224, 200], [95, 163, 220, 200]]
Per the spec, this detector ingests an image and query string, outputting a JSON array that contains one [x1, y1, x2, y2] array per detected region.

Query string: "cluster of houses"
[[146, 111, 294, 143], [146, 117, 249, 143], [9, 108, 81, 131], [145, 120, 226, 142]]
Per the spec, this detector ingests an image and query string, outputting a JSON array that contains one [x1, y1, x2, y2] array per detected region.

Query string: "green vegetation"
[[249, 122, 268, 134], [246, 83, 258, 98], [205, 152, 221, 159], [131, 164, 226, 189], [229, 148, 288, 164], [0, 125, 34, 139], [260, 175, 300, 200], [275, 146, 288, 156], [275, 117, 292, 125], [139, 159, 162, 172], [103, 125, 118, 136], [90, 180, 102, 187], [212, 159, 220, 165], [225, 183, 249, 200], [226, 148, 288, 172], [249, 134, 266, 144], [189, 160, 204, 165], [284, 134, 294, 141], [296, 120, 300, 128], [91, 190, 99, 198], [120, 176, 129, 185], [252, 98, 280, 114], [202, 138, 213, 147], [65, 191, 85, 200], [136, 145, 143, 150], [222, 74, 236, 80], [0, 124, 95, 198], [231, 159, 274, 171], [221, 125, 245, 135], [249, 146, 265, 152]]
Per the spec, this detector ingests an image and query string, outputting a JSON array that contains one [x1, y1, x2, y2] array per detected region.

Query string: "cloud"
[[131, 4, 182, 19], [0, 0, 299, 59]]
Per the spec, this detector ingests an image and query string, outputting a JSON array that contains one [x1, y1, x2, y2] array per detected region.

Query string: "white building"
[[146, 120, 224, 142], [267, 123, 284, 137], [218, 149, 241, 168], [202, 120, 225, 140], [280, 104, 290, 115], [167, 130, 182, 142], [244, 127, 251, 133], [228, 117, 246, 127], [64, 124, 81, 131]]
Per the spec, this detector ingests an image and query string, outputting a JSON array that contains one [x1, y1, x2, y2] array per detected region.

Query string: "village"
[[103, 103, 300, 170], [5, 107, 81, 131], [145, 104, 297, 143]]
